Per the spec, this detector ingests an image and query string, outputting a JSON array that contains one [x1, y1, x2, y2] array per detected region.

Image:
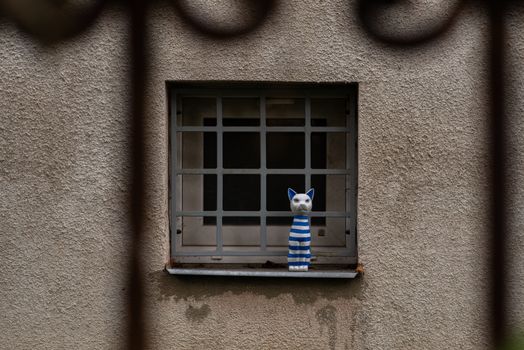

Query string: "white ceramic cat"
[[287, 188, 314, 272]]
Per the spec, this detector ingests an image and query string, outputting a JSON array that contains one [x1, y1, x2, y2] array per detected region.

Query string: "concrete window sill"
[[166, 267, 358, 279]]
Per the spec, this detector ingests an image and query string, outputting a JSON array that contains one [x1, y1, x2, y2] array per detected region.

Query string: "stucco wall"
[[1, 1, 523, 349]]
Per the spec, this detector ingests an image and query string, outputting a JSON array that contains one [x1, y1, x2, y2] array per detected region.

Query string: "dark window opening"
[[203, 118, 327, 226]]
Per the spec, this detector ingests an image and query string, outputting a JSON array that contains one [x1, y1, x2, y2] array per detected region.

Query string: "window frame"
[[169, 82, 358, 267]]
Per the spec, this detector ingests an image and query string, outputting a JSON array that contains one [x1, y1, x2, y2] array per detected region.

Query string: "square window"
[[170, 84, 357, 270]]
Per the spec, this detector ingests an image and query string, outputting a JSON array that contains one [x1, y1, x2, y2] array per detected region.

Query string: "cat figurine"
[[287, 188, 314, 272]]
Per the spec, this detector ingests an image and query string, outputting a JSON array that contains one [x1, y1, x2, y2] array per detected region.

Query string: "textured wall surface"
[[1, 1, 523, 349]]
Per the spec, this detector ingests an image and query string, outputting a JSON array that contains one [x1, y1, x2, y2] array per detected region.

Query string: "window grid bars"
[[172, 249, 354, 257], [216, 96, 223, 252], [348, 92, 358, 257], [173, 91, 353, 256], [170, 92, 178, 258], [305, 97, 311, 190], [260, 96, 267, 250], [174, 126, 350, 132], [176, 211, 350, 217], [345, 97, 352, 252], [176, 169, 350, 175]]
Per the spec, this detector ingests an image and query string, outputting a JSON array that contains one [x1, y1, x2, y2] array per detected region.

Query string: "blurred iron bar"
[[488, 1, 508, 347], [128, 0, 147, 349]]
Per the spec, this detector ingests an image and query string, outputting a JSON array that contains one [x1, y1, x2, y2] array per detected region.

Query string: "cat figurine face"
[[287, 188, 315, 214]]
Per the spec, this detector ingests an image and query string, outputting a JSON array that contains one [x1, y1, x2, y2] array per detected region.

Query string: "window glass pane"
[[312, 175, 346, 212], [311, 131, 326, 169], [203, 174, 217, 212], [223, 98, 260, 125], [180, 132, 216, 169], [223, 216, 261, 226], [311, 132, 347, 169], [311, 98, 347, 127], [223, 132, 260, 168], [266, 98, 305, 126], [267, 174, 305, 217], [311, 217, 347, 247], [266, 217, 346, 247], [311, 118, 327, 127], [267, 133, 305, 169], [223, 175, 260, 211], [180, 216, 216, 246], [223, 217, 260, 246], [266, 217, 292, 246], [311, 175, 326, 214], [177, 174, 216, 212], [179, 97, 216, 126]]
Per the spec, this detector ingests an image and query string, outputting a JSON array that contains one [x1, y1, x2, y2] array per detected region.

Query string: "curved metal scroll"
[[356, 0, 466, 46], [170, 0, 277, 39], [0, 0, 107, 43]]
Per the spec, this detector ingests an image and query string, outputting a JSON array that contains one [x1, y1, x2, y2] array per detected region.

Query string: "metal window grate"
[[169, 85, 358, 264]]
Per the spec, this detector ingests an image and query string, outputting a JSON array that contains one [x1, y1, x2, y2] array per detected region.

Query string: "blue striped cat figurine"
[[287, 188, 314, 272]]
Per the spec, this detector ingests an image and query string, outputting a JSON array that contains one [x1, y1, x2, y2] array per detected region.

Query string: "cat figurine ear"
[[287, 188, 297, 201], [306, 188, 315, 200]]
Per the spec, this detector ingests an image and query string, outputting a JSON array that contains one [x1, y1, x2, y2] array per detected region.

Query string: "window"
[[169, 83, 357, 270]]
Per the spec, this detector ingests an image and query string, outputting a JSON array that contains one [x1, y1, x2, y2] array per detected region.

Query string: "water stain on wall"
[[150, 270, 363, 305], [185, 303, 211, 323], [316, 304, 337, 350]]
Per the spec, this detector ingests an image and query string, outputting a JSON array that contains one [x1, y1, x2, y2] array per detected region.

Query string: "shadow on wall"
[[149, 270, 364, 305]]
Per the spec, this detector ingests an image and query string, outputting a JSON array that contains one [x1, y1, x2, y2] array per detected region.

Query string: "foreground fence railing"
[[0, 0, 517, 348]]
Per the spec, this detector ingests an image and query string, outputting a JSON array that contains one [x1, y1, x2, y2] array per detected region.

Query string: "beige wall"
[[1, 1, 523, 349]]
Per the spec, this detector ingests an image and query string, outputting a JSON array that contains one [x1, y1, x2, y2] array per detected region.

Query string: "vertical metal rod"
[[488, 1, 507, 348], [216, 97, 223, 252], [170, 92, 178, 256], [128, 0, 147, 348], [347, 89, 358, 256], [260, 96, 267, 250], [305, 97, 312, 190]]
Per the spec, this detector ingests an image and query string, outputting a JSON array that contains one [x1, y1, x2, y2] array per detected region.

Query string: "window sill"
[[166, 266, 358, 279]]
